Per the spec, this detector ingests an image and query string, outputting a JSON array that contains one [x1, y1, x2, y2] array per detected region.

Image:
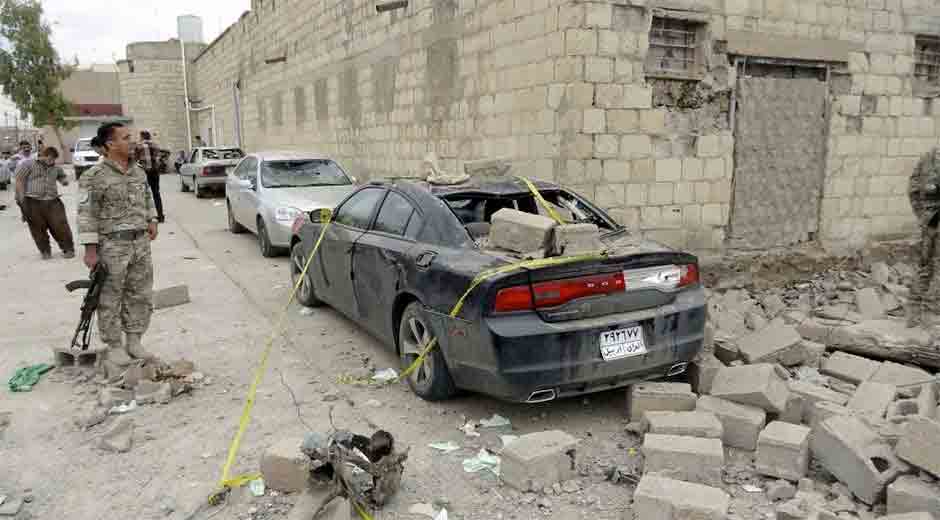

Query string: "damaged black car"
[[289, 178, 706, 403]]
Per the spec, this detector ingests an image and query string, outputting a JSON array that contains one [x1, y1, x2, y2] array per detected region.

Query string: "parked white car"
[[226, 151, 357, 257], [179, 146, 244, 198], [71, 138, 100, 179]]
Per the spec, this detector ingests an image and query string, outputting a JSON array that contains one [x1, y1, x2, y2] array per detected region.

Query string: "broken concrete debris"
[[551, 223, 603, 256], [641, 434, 724, 487], [756, 421, 811, 482], [642, 411, 723, 439], [152, 284, 191, 310], [810, 415, 911, 504], [736, 322, 804, 365], [98, 416, 133, 453], [710, 363, 790, 414], [821, 351, 882, 384], [696, 395, 766, 451], [501, 430, 578, 492], [896, 418, 940, 476], [489, 208, 556, 254], [261, 438, 312, 493], [626, 382, 697, 422], [888, 476, 940, 516], [848, 381, 898, 418], [633, 474, 729, 520]]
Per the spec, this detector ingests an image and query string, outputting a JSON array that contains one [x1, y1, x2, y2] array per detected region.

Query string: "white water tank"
[[177, 15, 204, 43]]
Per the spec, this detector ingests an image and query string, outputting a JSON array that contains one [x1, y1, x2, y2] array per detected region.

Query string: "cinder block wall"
[[180, 0, 940, 253]]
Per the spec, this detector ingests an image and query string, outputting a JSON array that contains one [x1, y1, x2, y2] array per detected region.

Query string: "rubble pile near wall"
[[630, 260, 940, 520]]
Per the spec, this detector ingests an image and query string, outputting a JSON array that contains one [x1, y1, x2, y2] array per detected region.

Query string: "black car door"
[[352, 190, 424, 340], [315, 187, 385, 318]]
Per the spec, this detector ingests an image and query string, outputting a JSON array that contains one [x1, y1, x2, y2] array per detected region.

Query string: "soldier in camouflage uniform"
[[908, 149, 940, 327], [77, 123, 159, 365]]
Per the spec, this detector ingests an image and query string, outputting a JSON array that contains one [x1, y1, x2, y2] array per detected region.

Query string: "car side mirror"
[[309, 208, 333, 223]]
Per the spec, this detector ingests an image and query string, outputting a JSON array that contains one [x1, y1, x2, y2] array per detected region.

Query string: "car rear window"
[[203, 148, 244, 160], [442, 191, 616, 231], [261, 159, 351, 188]]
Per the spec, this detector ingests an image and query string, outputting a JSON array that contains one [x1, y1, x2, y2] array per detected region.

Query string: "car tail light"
[[201, 166, 222, 176], [493, 286, 534, 313], [494, 272, 625, 313], [532, 272, 625, 308], [678, 264, 700, 287]]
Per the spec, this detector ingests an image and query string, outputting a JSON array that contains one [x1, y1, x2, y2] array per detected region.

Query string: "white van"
[[72, 138, 100, 178]]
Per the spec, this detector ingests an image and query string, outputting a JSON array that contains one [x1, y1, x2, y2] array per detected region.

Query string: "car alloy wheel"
[[290, 243, 321, 307], [258, 220, 275, 257], [398, 302, 456, 401]]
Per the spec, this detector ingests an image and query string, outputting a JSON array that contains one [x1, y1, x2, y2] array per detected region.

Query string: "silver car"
[[180, 146, 244, 198], [226, 151, 357, 257]]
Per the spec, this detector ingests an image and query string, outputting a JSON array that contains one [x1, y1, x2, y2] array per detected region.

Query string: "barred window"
[[915, 36, 940, 84], [646, 17, 703, 78]]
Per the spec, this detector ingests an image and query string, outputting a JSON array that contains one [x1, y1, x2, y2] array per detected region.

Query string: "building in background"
[[0, 93, 35, 152]]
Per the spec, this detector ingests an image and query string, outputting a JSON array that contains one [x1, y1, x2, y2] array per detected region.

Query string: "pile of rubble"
[[71, 359, 204, 453], [623, 260, 940, 519]]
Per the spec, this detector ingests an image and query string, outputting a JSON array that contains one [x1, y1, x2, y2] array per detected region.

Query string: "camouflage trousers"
[[911, 223, 940, 324], [96, 234, 154, 345]]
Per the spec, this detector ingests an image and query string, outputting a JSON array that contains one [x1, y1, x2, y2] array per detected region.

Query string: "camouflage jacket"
[[77, 158, 157, 244], [910, 149, 940, 226]]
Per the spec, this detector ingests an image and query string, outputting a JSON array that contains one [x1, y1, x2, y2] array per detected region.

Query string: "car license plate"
[[599, 326, 646, 361]]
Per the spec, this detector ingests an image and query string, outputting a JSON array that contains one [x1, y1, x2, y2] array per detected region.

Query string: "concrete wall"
[[119, 40, 206, 154], [60, 70, 122, 105], [177, 0, 940, 253]]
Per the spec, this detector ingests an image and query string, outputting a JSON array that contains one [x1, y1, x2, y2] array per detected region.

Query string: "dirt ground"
[[0, 169, 915, 520]]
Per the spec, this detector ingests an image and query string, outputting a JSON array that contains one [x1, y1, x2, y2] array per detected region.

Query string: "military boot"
[[105, 341, 134, 366], [125, 333, 156, 361]]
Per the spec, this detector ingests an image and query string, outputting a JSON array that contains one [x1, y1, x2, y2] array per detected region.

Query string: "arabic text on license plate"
[[599, 326, 646, 361]]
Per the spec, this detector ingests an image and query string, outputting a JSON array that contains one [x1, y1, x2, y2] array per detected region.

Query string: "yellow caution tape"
[[517, 176, 566, 225], [209, 209, 333, 505]]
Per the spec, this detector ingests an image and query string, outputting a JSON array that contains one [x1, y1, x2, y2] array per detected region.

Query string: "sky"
[[41, 0, 251, 65]]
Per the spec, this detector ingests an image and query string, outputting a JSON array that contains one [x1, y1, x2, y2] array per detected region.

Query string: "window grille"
[[646, 17, 699, 75], [915, 36, 940, 83]]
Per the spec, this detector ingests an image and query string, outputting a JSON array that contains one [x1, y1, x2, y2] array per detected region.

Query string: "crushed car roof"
[[373, 178, 562, 199]]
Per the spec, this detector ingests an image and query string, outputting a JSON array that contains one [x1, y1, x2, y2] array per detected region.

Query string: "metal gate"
[[729, 68, 829, 249]]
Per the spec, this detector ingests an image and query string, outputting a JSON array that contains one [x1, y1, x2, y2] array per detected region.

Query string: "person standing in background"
[[134, 130, 167, 223], [14, 147, 75, 259]]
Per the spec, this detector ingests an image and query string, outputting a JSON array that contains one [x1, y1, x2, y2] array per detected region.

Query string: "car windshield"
[[76, 140, 94, 152], [260, 159, 351, 188], [202, 148, 243, 160]]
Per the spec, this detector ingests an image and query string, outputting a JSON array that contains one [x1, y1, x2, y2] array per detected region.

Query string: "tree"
[[0, 0, 73, 145]]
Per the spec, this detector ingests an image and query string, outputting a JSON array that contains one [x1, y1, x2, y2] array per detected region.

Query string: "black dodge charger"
[[289, 178, 706, 403]]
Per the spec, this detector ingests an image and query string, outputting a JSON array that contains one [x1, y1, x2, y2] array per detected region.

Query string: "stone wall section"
[[181, 0, 940, 253]]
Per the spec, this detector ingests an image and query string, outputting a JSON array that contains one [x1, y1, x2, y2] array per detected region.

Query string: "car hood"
[[263, 185, 356, 211]]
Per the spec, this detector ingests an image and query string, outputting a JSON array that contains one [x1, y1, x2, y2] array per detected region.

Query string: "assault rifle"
[[65, 263, 108, 351]]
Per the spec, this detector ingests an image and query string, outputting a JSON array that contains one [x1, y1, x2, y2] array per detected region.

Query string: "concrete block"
[[551, 223, 602, 256], [696, 395, 766, 450], [780, 393, 804, 425], [626, 382, 697, 422], [756, 421, 811, 481], [880, 514, 938, 520], [897, 418, 940, 476], [847, 381, 897, 418], [871, 362, 933, 394], [501, 430, 578, 492], [152, 284, 191, 310], [710, 364, 790, 414], [737, 322, 804, 365], [888, 476, 940, 516], [690, 352, 724, 394], [714, 340, 743, 364], [856, 288, 886, 319], [789, 380, 849, 412], [642, 434, 724, 486], [260, 438, 311, 493], [822, 351, 882, 384], [643, 411, 723, 439], [810, 415, 912, 504], [633, 474, 730, 520], [809, 401, 853, 429], [490, 208, 556, 254]]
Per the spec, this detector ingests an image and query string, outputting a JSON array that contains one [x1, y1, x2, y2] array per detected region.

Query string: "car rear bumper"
[[436, 287, 707, 402], [196, 176, 226, 188]]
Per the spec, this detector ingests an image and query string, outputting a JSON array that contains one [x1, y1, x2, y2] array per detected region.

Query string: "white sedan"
[[180, 146, 244, 198], [225, 151, 357, 257]]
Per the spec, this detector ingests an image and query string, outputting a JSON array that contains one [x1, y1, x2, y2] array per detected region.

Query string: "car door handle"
[[416, 251, 436, 269]]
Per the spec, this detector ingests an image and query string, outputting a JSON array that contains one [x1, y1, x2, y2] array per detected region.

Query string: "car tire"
[[398, 301, 457, 401], [180, 175, 190, 192], [0, 181, 6, 191], [291, 243, 323, 307], [258, 219, 277, 258], [228, 201, 246, 234]]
